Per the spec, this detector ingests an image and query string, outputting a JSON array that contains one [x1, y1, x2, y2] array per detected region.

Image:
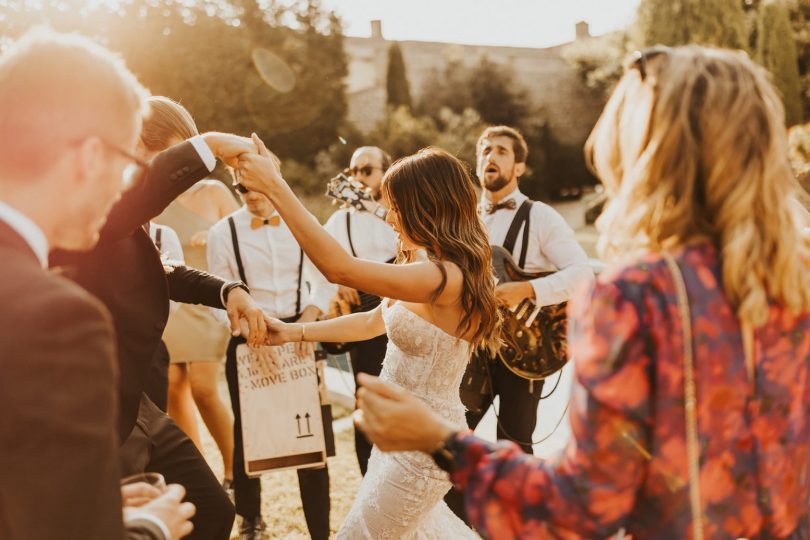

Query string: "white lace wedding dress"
[[336, 300, 479, 539]]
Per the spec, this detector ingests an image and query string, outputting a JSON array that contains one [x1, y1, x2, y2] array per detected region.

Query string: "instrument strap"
[[229, 215, 303, 316], [502, 199, 532, 268], [345, 212, 358, 257]]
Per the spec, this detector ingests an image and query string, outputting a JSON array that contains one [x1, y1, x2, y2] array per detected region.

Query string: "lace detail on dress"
[[336, 301, 478, 539]]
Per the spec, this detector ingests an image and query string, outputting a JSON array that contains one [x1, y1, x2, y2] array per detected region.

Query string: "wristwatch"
[[223, 281, 250, 303], [430, 431, 460, 473]]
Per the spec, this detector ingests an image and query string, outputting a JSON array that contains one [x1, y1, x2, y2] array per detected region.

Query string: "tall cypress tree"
[[635, 0, 748, 50], [386, 42, 412, 110], [756, 0, 804, 126]]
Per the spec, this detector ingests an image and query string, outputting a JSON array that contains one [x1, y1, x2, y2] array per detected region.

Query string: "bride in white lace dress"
[[237, 141, 501, 538]]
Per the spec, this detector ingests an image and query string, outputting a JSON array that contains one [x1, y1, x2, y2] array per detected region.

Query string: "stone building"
[[343, 20, 605, 151]]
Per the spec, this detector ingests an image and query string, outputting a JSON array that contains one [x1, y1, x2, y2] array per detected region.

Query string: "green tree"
[[756, 0, 804, 125], [634, 0, 749, 50], [385, 42, 412, 110], [0, 0, 348, 169]]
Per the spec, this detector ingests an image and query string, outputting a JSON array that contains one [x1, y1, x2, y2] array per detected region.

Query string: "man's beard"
[[480, 165, 514, 192]]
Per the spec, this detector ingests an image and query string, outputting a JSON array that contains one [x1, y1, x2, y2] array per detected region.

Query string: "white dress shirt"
[[0, 201, 49, 267], [207, 206, 337, 322], [481, 188, 594, 307], [148, 222, 185, 263], [324, 208, 398, 263]]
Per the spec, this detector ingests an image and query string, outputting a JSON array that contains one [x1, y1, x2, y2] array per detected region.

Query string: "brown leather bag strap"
[[663, 253, 704, 540]]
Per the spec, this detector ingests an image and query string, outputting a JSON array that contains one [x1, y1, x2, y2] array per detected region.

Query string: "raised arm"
[[100, 134, 254, 243], [237, 136, 452, 305]]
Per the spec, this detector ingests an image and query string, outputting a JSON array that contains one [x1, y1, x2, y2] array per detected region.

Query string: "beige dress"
[[155, 195, 229, 363]]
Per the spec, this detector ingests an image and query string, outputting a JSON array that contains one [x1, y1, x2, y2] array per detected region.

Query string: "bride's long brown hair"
[[381, 147, 501, 354]]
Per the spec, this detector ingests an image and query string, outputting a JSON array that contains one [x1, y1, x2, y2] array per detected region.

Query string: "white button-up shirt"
[[207, 206, 336, 322], [0, 201, 48, 267], [481, 189, 593, 307], [324, 208, 398, 263]]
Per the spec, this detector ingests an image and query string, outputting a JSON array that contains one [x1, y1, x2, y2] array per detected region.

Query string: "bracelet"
[[301, 323, 306, 342]]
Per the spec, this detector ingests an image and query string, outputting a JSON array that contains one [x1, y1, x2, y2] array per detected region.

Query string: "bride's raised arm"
[[237, 134, 460, 307]]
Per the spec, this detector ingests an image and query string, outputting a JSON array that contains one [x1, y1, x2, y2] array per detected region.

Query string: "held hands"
[[236, 133, 285, 196], [225, 287, 267, 346], [201, 132, 256, 169], [353, 373, 454, 453]]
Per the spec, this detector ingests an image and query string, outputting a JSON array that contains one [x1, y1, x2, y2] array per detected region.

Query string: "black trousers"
[[143, 341, 170, 412], [446, 356, 543, 523], [348, 333, 388, 476], [225, 336, 330, 540], [120, 395, 235, 540]]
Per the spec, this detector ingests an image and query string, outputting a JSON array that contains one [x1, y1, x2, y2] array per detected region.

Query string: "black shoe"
[[239, 516, 267, 540]]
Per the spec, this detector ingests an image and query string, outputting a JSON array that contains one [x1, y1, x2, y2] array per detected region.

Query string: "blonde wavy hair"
[[585, 45, 810, 326], [381, 147, 502, 354]]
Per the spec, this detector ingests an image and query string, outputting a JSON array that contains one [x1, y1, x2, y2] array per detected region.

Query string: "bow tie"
[[251, 215, 280, 229], [484, 198, 517, 215]]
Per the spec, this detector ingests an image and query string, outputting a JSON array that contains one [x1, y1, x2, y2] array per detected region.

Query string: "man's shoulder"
[[0, 251, 110, 326], [527, 199, 573, 228], [209, 207, 246, 237]]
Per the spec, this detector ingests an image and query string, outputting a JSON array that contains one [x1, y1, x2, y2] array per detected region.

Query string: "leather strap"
[[227, 217, 248, 285], [346, 212, 358, 257], [663, 253, 704, 540], [502, 199, 532, 268], [154, 227, 162, 252]]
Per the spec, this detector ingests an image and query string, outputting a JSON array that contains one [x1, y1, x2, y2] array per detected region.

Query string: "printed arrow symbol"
[[296, 414, 302, 435], [305, 412, 311, 434]]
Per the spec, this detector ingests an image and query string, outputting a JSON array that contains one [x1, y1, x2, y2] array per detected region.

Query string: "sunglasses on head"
[[347, 165, 382, 177], [629, 46, 671, 81]]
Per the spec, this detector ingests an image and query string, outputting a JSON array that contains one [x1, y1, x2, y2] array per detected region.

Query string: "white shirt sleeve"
[[157, 225, 185, 264], [206, 221, 239, 328], [303, 252, 337, 316], [188, 135, 217, 172], [528, 205, 594, 307]]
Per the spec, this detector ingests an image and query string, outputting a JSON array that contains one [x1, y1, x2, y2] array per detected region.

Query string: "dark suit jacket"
[[51, 141, 228, 441], [0, 221, 125, 539]]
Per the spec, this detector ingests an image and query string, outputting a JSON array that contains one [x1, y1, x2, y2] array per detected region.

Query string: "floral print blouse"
[[450, 242, 809, 539]]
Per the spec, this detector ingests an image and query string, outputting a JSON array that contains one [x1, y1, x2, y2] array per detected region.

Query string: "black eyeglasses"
[[347, 165, 382, 177], [100, 140, 149, 188], [629, 46, 670, 81], [71, 137, 149, 188]]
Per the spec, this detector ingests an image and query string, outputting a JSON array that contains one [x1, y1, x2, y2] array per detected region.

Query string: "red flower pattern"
[[450, 242, 809, 539]]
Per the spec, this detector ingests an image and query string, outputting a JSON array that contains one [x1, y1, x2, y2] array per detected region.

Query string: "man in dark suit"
[[0, 29, 194, 540], [50, 117, 265, 539]]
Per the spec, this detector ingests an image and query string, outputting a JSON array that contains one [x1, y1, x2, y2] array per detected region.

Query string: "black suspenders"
[[345, 212, 358, 257], [154, 227, 162, 252], [228, 216, 303, 316], [501, 199, 533, 269]]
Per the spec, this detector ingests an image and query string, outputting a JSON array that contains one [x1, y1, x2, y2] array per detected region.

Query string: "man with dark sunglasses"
[[322, 146, 398, 476]]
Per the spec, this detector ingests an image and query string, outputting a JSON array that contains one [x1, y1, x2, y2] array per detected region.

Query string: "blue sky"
[[320, 0, 641, 48]]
